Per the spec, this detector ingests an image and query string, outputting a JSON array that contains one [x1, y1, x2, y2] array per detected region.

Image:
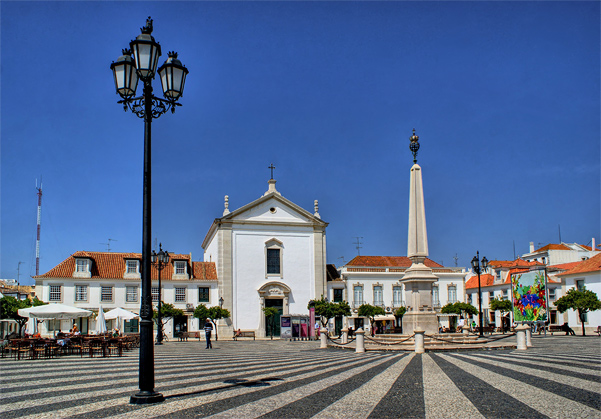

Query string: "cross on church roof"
[[268, 163, 276, 180]]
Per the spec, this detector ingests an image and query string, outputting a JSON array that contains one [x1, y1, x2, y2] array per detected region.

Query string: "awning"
[[374, 315, 396, 321]]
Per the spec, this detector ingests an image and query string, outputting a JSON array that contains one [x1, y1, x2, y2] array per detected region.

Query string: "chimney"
[[529, 242, 535, 253], [593, 238, 596, 251]]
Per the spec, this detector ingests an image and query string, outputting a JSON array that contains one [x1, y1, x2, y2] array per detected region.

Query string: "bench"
[[233, 330, 255, 340], [548, 325, 563, 335], [178, 332, 201, 341]]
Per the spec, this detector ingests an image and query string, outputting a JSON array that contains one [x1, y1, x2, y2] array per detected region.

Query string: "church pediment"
[[223, 193, 326, 227]]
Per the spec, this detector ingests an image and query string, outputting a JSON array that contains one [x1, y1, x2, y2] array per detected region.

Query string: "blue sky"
[[2, 1, 599, 284]]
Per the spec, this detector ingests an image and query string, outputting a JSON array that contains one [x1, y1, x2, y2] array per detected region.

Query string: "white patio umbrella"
[[96, 305, 107, 335], [25, 317, 38, 335], [18, 303, 93, 319], [104, 307, 138, 334]]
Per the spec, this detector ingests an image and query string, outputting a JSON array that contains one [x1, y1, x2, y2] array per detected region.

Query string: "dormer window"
[[126, 260, 139, 274], [124, 259, 141, 279], [172, 260, 189, 279], [175, 261, 186, 275], [74, 258, 91, 278]]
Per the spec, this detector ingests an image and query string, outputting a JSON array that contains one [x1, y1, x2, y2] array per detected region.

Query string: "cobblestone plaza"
[[1, 336, 599, 418]]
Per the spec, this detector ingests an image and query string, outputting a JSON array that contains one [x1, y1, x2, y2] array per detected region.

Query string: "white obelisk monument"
[[402, 129, 439, 334]]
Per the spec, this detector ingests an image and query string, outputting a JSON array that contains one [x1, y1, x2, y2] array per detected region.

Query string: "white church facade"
[[201, 178, 328, 338]]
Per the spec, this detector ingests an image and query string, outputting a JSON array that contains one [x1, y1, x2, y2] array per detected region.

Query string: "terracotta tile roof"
[[533, 243, 571, 252], [547, 261, 582, 272], [556, 253, 601, 276], [488, 259, 545, 269], [346, 256, 443, 268], [35, 251, 217, 281], [326, 264, 341, 281], [465, 274, 495, 290]]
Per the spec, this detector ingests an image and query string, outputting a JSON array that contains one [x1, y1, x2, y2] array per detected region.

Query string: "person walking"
[[204, 319, 213, 349]]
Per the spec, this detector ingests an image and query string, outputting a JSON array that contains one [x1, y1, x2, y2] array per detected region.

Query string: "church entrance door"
[[265, 299, 283, 337]]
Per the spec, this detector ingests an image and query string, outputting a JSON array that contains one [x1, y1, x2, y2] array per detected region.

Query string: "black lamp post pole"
[[135, 78, 161, 403], [476, 251, 483, 337], [156, 255, 163, 345]]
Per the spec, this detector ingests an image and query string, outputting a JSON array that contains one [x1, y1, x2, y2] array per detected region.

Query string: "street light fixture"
[[471, 251, 488, 338], [111, 16, 188, 405], [151, 243, 170, 345]]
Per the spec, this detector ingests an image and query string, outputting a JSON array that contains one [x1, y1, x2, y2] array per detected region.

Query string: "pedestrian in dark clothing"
[[562, 322, 575, 336], [204, 320, 213, 349]]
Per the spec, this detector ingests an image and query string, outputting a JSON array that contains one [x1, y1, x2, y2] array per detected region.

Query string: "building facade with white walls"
[[33, 251, 217, 338], [202, 179, 328, 338]]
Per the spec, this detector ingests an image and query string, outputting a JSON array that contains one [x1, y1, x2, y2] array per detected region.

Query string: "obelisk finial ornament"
[[409, 129, 420, 164]]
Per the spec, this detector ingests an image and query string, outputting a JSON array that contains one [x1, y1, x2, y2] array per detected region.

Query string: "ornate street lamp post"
[[152, 243, 170, 345], [471, 251, 488, 338], [110, 17, 188, 405]]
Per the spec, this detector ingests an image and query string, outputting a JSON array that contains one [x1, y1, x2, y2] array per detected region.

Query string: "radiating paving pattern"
[[1, 337, 599, 419]]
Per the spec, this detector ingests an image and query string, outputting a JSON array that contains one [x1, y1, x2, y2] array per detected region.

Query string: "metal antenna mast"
[[453, 253, 459, 267], [353, 237, 363, 256], [100, 239, 118, 252], [17, 261, 24, 287], [35, 178, 43, 276]]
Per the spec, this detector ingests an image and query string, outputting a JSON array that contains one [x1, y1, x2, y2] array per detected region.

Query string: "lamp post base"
[[130, 391, 164, 404]]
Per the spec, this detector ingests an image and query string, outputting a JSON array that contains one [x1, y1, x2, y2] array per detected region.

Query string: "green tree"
[[153, 303, 185, 337], [357, 304, 386, 335], [193, 304, 231, 341], [441, 302, 478, 317], [0, 296, 46, 336], [555, 288, 601, 336], [490, 298, 512, 333], [308, 297, 351, 329], [262, 307, 279, 339], [394, 306, 407, 334]]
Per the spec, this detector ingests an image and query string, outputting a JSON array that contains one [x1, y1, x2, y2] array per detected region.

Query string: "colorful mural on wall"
[[511, 270, 547, 322]]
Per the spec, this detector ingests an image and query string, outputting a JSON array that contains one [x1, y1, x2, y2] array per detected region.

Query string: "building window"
[[373, 286, 383, 306], [49, 285, 62, 301], [267, 249, 281, 274], [354, 285, 364, 306], [175, 287, 186, 302], [393, 286, 403, 306], [76, 259, 88, 273], [198, 287, 209, 303], [548, 288, 555, 300], [448, 285, 457, 304], [126, 286, 138, 303], [101, 286, 113, 302], [75, 285, 88, 302], [432, 286, 439, 306], [576, 280, 585, 291], [126, 260, 139, 274], [152, 287, 159, 302], [175, 261, 186, 275], [502, 289, 508, 300], [333, 289, 343, 302], [489, 291, 495, 300]]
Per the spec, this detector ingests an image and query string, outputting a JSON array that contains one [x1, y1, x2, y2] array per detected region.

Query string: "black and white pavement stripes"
[[0, 337, 599, 419]]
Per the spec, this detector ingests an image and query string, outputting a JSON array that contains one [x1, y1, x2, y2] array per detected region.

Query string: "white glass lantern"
[[110, 49, 139, 98], [130, 17, 161, 79], [158, 52, 189, 100]]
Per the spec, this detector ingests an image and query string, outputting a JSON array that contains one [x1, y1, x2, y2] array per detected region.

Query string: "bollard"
[[414, 328, 425, 354], [526, 325, 532, 347], [320, 329, 328, 348], [516, 324, 529, 350], [341, 328, 348, 344], [355, 328, 365, 353], [462, 325, 470, 335]]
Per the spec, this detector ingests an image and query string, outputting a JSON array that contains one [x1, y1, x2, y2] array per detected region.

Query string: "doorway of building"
[[265, 299, 283, 337], [173, 315, 188, 337]]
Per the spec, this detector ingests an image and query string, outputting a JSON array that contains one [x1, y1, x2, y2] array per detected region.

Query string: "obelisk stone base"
[[403, 311, 439, 335]]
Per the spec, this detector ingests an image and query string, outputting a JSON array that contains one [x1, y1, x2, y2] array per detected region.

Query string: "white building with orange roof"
[[521, 240, 600, 265], [33, 251, 217, 338], [467, 258, 563, 329], [337, 256, 467, 333], [555, 253, 601, 334]]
